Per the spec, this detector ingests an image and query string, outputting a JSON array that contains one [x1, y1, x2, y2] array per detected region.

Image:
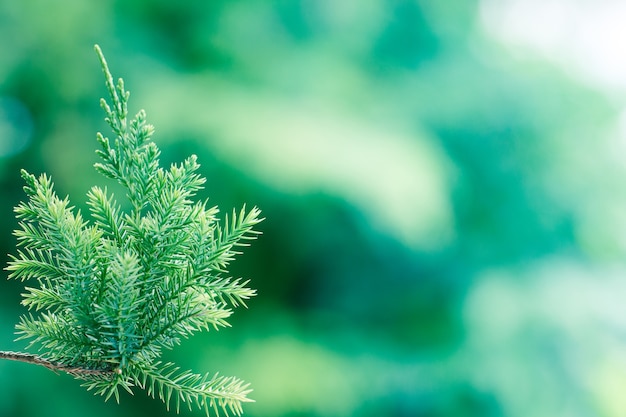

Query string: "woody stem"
[[0, 350, 116, 377]]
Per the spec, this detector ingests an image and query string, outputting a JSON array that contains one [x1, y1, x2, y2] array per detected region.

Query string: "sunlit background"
[[2, 1, 626, 416]]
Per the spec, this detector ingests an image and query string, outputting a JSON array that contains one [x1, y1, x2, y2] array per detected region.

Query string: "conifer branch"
[[2, 45, 262, 416]]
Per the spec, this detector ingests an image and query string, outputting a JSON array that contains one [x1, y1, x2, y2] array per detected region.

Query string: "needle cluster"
[[4, 45, 262, 416]]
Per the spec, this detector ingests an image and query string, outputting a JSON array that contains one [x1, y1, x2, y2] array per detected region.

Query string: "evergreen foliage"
[[3, 45, 262, 416]]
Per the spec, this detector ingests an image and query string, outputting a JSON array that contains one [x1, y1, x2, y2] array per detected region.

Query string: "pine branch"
[[2, 45, 262, 416], [137, 362, 253, 415]]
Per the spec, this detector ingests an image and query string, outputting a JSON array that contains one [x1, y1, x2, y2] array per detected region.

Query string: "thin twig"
[[0, 351, 116, 378]]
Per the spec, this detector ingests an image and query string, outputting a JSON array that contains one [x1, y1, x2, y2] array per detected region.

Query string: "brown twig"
[[0, 351, 116, 378]]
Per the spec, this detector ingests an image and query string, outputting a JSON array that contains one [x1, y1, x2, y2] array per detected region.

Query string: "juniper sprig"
[[2, 45, 262, 416]]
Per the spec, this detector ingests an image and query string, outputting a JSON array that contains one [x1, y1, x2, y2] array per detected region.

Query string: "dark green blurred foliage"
[[0, 1, 623, 417]]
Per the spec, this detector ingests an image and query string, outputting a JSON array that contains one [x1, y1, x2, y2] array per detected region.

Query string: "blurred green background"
[[2, 1, 626, 416]]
